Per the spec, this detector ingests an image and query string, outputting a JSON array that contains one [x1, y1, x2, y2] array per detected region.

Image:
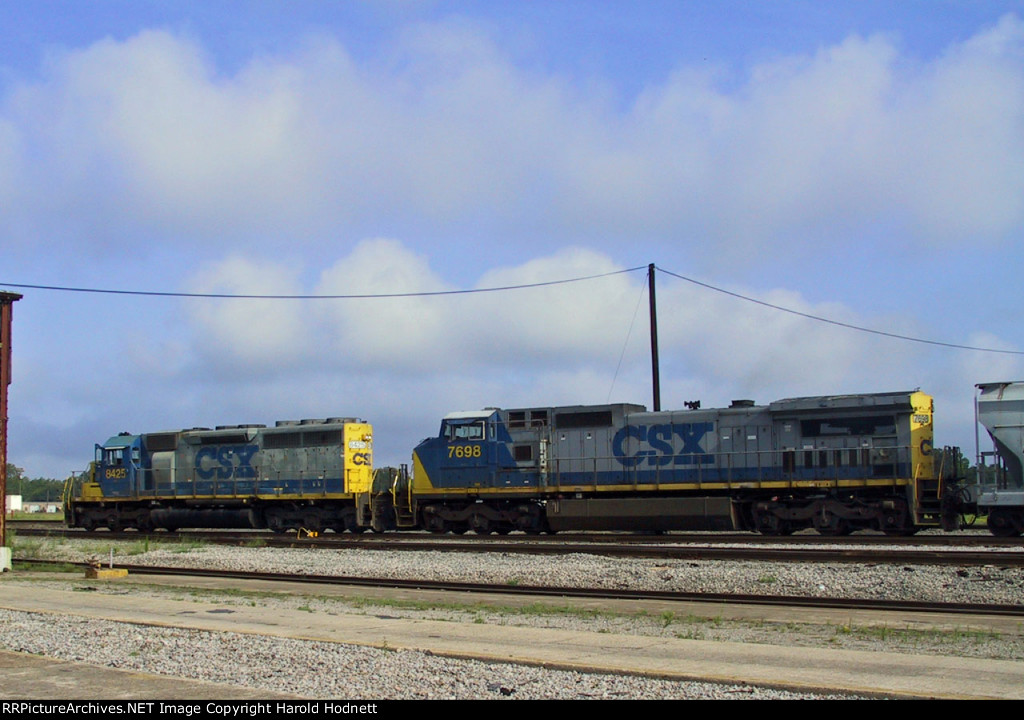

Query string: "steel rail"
[[15, 527, 1024, 566], [9, 520, 1017, 546], [16, 558, 1024, 618]]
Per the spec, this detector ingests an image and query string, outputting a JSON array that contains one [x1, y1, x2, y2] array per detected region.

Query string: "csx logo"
[[612, 422, 714, 467], [195, 444, 258, 480], [351, 452, 371, 466]]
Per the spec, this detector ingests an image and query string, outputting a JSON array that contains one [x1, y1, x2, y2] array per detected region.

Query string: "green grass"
[[832, 623, 1001, 645], [168, 539, 207, 552], [12, 560, 79, 573], [8, 533, 204, 560], [8, 512, 63, 522]]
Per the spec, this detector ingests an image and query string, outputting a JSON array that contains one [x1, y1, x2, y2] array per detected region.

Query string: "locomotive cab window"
[[103, 448, 125, 465], [445, 421, 485, 442]]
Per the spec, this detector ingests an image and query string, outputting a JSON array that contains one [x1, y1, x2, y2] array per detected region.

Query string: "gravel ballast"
[[3, 536, 1023, 699]]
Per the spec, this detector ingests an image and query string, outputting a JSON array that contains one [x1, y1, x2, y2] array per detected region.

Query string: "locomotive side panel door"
[[777, 419, 799, 481]]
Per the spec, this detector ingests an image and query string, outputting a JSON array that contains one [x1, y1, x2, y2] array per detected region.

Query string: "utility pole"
[[648, 264, 661, 412], [1, 291, 22, 569]]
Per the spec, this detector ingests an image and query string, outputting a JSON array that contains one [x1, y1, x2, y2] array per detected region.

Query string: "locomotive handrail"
[[544, 444, 913, 488], [137, 467, 348, 500]]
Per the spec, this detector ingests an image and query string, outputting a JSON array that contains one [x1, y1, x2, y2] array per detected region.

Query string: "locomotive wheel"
[[813, 512, 851, 537], [425, 514, 448, 534], [265, 509, 289, 534], [880, 501, 915, 536], [470, 513, 493, 535], [303, 514, 322, 533], [754, 509, 792, 536]]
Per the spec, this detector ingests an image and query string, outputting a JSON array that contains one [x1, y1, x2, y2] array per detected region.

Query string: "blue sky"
[[2, 1, 1024, 479]]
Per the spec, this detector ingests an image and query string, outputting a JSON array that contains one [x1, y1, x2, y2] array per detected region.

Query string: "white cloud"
[[185, 255, 311, 369], [314, 238, 453, 370], [957, 331, 1024, 387], [894, 14, 1024, 241], [2, 16, 1021, 262], [190, 241, 643, 375], [181, 241, 926, 399]]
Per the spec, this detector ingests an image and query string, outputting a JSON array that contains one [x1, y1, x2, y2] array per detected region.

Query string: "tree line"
[[5, 464, 64, 502]]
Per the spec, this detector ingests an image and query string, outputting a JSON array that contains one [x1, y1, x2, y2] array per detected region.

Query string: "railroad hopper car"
[[384, 390, 963, 535], [63, 418, 374, 533], [976, 382, 1024, 536]]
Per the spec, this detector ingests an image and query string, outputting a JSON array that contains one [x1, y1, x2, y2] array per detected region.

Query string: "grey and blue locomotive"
[[389, 389, 958, 535], [63, 418, 374, 533]]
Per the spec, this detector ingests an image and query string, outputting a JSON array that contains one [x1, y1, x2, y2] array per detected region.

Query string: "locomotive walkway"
[[1, 574, 1022, 700]]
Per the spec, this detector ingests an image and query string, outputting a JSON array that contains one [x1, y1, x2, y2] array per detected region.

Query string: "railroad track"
[[16, 557, 1024, 619], [14, 526, 1024, 566], [9, 520, 1016, 546]]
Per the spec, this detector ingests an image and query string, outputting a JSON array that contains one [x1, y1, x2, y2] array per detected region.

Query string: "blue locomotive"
[[65, 384, 1024, 536], [382, 389, 962, 535], [64, 418, 374, 532]]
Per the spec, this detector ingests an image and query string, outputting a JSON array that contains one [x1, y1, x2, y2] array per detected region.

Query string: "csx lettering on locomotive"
[[611, 422, 714, 467], [195, 444, 258, 479]]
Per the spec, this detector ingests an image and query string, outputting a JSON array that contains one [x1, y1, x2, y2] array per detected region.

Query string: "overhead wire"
[[655, 264, 1024, 356], [2, 260, 1020, 355], [0, 266, 646, 299]]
